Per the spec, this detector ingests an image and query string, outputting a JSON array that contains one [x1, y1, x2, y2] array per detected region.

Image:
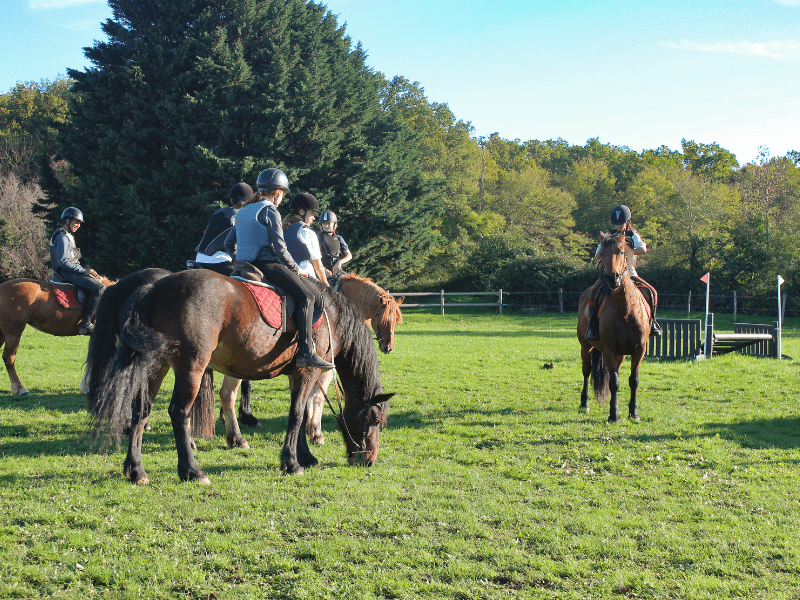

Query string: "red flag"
[[700, 272, 710, 284]]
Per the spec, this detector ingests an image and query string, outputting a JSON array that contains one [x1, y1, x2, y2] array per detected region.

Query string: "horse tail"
[[85, 268, 172, 409], [590, 348, 608, 404], [191, 369, 216, 439], [89, 283, 177, 448]]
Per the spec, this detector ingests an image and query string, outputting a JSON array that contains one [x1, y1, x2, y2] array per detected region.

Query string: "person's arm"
[[336, 236, 352, 269], [311, 258, 329, 284], [223, 226, 237, 259], [630, 229, 647, 255], [261, 205, 300, 273]]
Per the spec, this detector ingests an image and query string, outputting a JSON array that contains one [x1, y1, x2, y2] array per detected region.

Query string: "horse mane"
[[341, 272, 403, 324], [314, 279, 383, 406]]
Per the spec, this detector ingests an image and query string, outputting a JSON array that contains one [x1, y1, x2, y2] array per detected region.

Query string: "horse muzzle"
[[604, 273, 623, 290]]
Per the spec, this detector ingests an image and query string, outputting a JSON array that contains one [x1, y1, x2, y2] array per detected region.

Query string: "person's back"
[[194, 182, 252, 275]]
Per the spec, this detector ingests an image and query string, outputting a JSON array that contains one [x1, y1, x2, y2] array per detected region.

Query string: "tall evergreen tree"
[[54, 0, 439, 280]]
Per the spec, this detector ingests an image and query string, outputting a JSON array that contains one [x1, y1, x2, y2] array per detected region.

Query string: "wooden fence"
[[646, 319, 702, 359]]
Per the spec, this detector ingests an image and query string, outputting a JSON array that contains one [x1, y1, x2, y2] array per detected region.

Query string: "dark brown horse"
[[0, 275, 114, 396], [577, 232, 650, 422], [86, 268, 392, 483]]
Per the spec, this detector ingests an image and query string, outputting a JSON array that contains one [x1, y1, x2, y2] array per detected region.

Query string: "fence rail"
[[388, 289, 795, 318]]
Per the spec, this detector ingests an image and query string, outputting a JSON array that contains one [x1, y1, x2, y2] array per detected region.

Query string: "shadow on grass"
[[398, 330, 576, 339], [698, 416, 800, 449], [0, 392, 87, 414]]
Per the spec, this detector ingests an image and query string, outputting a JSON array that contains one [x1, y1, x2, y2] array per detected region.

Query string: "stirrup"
[[79, 323, 94, 336], [585, 325, 599, 341]]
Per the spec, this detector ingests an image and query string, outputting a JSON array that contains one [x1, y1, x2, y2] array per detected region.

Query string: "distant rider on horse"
[[49, 207, 105, 335], [318, 211, 352, 276], [192, 182, 253, 276], [585, 204, 662, 341], [282, 192, 330, 284], [224, 168, 334, 370]]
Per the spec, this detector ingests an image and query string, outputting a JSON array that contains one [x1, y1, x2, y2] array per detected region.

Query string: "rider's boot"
[[296, 342, 335, 370], [649, 307, 662, 337], [585, 303, 599, 341], [79, 288, 103, 335]]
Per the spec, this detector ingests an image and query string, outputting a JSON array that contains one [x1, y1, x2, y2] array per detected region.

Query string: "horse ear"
[[370, 393, 394, 406], [396, 296, 405, 305], [598, 232, 606, 242]]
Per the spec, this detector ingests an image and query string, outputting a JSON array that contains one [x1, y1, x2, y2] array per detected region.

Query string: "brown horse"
[[86, 268, 392, 483], [202, 272, 404, 444], [577, 232, 650, 422], [0, 276, 113, 396]]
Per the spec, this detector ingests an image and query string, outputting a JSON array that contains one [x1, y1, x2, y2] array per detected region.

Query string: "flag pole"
[[777, 275, 784, 360], [700, 272, 712, 358]]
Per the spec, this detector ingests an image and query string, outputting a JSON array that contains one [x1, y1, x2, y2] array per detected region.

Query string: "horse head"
[[374, 295, 404, 354], [598, 232, 630, 290], [339, 392, 394, 466]]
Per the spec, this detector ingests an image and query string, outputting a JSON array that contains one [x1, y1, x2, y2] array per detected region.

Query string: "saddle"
[[49, 274, 87, 309], [229, 262, 323, 333], [596, 278, 656, 321]]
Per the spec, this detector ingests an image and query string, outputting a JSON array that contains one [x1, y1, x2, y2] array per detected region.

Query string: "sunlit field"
[[1, 309, 799, 599]]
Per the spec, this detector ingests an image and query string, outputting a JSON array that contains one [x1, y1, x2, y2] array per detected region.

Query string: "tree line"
[[1, 0, 798, 304]]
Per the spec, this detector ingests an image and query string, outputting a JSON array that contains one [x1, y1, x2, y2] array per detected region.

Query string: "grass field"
[[1, 309, 799, 599]]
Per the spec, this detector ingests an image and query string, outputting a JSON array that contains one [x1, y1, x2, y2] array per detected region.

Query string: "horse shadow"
[[0, 391, 88, 414]]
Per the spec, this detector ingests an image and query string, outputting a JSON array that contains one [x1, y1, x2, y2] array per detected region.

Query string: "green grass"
[[1, 310, 800, 599]]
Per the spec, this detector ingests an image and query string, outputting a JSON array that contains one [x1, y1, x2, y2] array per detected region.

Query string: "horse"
[[86, 268, 393, 483], [0, 275, 114, 396], [192, 271, 403, 444], [577, 231, 650, 422]]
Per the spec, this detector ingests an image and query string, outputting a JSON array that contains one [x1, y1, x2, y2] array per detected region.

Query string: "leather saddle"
[[50, 273, 88, 305]]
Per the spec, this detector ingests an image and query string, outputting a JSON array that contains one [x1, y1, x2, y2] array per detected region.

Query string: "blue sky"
[[2, 0, 798, 165]]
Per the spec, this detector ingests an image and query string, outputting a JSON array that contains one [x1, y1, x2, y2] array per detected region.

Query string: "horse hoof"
[[281, 463, 304, 476], [630, 413, 640, 422], [198, 476, 211, 485], [16, 388, 31, 397], [135, 476, 150, 485]]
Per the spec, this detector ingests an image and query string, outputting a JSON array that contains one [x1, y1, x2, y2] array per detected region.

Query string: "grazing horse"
[[0, 275, 113, 396], [86, 268, 392, 483], [200, 272, 404, 444], [577, 232, 650, 422]]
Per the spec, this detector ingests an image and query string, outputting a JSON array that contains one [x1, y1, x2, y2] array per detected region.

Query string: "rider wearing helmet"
[[193, 182, 253, 276], [224, 168, 334, 370], [282, 192, 329, 284], [585, 205, 661, 341], [317, 211, 352, 274], [49, 207, 105, 335]]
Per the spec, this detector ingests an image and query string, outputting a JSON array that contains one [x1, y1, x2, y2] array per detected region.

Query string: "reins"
[[317, 294, 371, 454]]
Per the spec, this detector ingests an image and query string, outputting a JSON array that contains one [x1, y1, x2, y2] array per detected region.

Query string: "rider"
[[317, 211, 352, 275], [585, 204, 662, 341], [193, 182, 253, 275], [224, 168, 334, 370], [283, 192, 330, 284], [49, 207, 105, 335]]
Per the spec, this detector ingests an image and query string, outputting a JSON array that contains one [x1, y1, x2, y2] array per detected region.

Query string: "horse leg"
[[123, 366, 167, 484], [306, 370, 333, 444], [628, 349, 644, 422], [281, 372, 317, 474], [237, 380, 260, 427], [168, 368, 211, 483], [220, 375, 249, 449], [579, 343, 592, 413], [606, 353, 622, 423], [1, 326, 30, 396]]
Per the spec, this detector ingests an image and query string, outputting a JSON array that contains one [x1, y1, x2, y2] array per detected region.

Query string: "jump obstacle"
[[646, 313, 782, 360]]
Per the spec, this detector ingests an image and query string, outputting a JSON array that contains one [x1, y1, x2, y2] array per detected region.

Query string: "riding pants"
[[252, 260, 323, 353], [58, 270, 105, 325]]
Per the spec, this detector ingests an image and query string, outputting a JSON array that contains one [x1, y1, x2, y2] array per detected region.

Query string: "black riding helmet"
[[610, 205, 632, 225], [61, 207, 84, 223], [320, 210, 337, 224], [256, 168, 290, 193], [230, 182, 253, 204], [289, 192, 320, 213]]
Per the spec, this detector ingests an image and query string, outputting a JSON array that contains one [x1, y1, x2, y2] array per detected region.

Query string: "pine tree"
[[55, 0, 440, 280]]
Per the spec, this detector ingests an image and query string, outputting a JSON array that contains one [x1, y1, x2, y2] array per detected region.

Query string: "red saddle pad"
[[52, 282, 82, 310], [240, 281, 323, 332]]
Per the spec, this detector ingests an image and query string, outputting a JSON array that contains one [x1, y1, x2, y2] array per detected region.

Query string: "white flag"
[[778, 275, 785, 285]]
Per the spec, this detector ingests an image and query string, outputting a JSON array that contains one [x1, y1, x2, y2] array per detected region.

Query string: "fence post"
[[498, 289, 503, 315], [441, 289, 445, 316], [782, 293, 787, 324], [687, 290, 691, 318], [559, 288, 564, 313], [774, 320, 782, 360], [704, 312, 714, 359], [733, 290, 737, 321]]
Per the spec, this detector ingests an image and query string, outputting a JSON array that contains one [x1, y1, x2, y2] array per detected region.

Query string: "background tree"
[[53, 0, 438, 283]]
